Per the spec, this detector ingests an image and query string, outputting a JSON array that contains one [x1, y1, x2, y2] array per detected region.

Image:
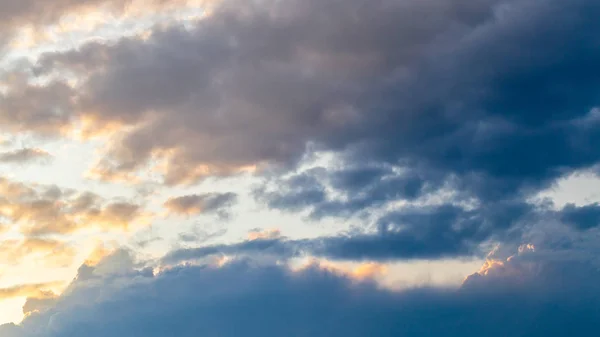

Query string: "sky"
[[1, 0, 600, 335]]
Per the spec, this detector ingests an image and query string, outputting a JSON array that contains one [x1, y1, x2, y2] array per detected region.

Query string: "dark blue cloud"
[[560, 203, 600, 230], [6, 248, 600, 337], [248, 0, 600, 240], [256, 173, 327, 213], [256, 166, 431, 220], [165, 201, 533, 263]]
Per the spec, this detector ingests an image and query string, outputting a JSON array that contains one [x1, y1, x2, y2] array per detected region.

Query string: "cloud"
[[2, 0, 600, 266], [247, 228, 281, 241], [165, 201, 532, 263], [164, 192, 237, 216], [22, 292, 58, 316], [83, 242, 117, 266], [292, 258, 388, 282], [0, 75, 75, 136], [559, 203, 600, 230], [0, 178, 149, 237], [254, 166, 434, 219], [178, 227, 226, 243], [0, 282, 62, 301], [0, 0, 207, 46], [20, 0, 503, 184], [19, 0, 598, 190], [4, 244, 600, 337], [0, 0, 598, 334], [16, 0, 600, 263], [0, 148, 52, 165], [0, 0, 115, 30], [0, 238, 76, 267]]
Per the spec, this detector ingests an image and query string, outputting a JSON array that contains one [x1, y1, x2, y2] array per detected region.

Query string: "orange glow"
[[351, 263, 388, 280], [84, 243, 115, 266], [247, 229, 281, 241], [293, 258, 387, 282], [0, 282, 64, 300]]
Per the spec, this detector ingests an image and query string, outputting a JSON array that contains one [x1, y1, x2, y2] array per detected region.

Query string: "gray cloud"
[[163, 201, 534, 264], [255, 166, 432, 219], [0, 148, 52, 165], [26, 0, 506, 185], [23, 0, 600, 199], [178, 224, 228, 243], [34, 0, 600, 188], [4, 0, 600, 334], [4, 244, 600, 337], [15, 0, 598, 192], [5, 0, 600, 262], [0, 75, 75, 135], [164, 192, 237, 217], [559, 203, 600, 230], [0, 282, 61, 301], [0, 0, 192, 45]]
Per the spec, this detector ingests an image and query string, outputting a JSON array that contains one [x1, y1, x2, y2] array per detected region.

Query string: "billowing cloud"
[[22, 292, 58, 316], [8, 0, 597, 264], [18, 0, 598, 190], [0, 75, 75, 136], [3, 244, 600, 337], [0, 1, 599, 331], [15, 0, 494, 183]]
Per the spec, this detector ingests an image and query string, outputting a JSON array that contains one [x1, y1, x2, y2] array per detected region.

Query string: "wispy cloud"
[[164, 192, 237, 216], [0, 281, 62, 300], [0, 148, 52, 165]]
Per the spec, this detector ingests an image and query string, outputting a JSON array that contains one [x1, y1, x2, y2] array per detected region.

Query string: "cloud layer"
[[6, 0, 599, 258], [3, 245, 600, 337], [21, 0, 599, 189], [1, 0, 600, 332]]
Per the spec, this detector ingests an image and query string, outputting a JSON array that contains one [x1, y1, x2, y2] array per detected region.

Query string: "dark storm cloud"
[[4, 246, 600, 337], [559, 203, 600, 230]]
